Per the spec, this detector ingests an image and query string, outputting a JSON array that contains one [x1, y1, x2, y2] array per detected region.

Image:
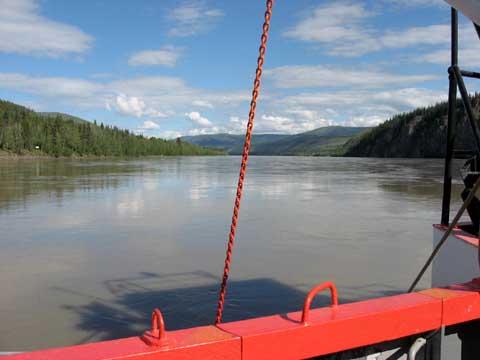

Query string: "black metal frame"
[[441, 8, 480, 225]]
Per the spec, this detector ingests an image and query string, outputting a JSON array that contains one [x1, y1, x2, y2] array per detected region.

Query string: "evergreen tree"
[[0, 100, 224, 157]]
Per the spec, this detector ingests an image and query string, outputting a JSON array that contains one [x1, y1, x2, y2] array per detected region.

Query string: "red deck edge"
[[219, 292, 441, 360], [4, 326, 241, 360], [5, 279, 480, 360], [433, 223, 480, 247]]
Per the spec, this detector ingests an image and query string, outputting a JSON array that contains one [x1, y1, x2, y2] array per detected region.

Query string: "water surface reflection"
[[0, 156, 467, 351]]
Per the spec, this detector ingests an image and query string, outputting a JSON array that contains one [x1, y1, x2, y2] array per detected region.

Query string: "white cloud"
[[262, 87, 447, 132], [0, 0, 93, 57], [0, 59, 451, 139], [168, 1, 224, 37], [285, 2, 452, 57], [0, 71, 448, 136], [107, 77, 247, 112], [0, 73, 101, 100], [284, 1, 379, 57], [159, 130, 183, 139], [265, 65, 438, 89], [256, 114, 335, 134], [206, 92, 252, 105], [248, 87, 446, 133], [285, 1, 372, 43], [259, 115, 295, 132], [186, 126, 221, 136], [387, 0, 445, 6], [128, 46, 182, 67], [418, 25, 480, 66], [345, 115, 386, 127], [185, 111, 212, 127], [112, 94, 168, 118], [90, 73, 113, 79], [0, 72, 251, 120], [110, 76, 188, 96], [373, 88, 447, 109], [192, 100, 214, 109], [221, 114, 335, 135], [226, 116, 248, 133], [134, 120, 160, 135], [285, 108, 340, 120], [115, 94, 146, 118], [0, 1, 459, 138], [280, 88, 446, 111], [381, 24, 450, 48], [222, 91, 439, 133], [421, 47, 480, 67], [141, 120, 160, 130], [285, 109, 319, 121]]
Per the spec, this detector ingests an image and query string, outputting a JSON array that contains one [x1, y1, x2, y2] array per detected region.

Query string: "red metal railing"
[[301, 281, 338, 325], [141, 309, 169, 347], [6, 279, 480, 360]]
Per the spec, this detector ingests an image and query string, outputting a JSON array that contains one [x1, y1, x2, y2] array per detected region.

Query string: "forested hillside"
[[0, 100, 224, 157], [343, 94, 480, 158], [183, 126, 368, 156], [181, 134, 289, 154], [243, 126, 368, 156]]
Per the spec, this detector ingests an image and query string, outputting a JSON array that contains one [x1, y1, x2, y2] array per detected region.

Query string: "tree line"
[[0, 100, 224, 157], [343, 93, 480, 158]]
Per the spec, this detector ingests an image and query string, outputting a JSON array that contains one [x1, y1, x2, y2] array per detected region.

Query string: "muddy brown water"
[[0, 156, 466, 351]]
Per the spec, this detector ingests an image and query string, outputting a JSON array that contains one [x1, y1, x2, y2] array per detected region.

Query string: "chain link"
[[215, 0, 274, 325]]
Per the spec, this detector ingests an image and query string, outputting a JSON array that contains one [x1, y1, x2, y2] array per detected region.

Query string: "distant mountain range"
[[182, 126, 369, 156], [184, 94, 480, 158]]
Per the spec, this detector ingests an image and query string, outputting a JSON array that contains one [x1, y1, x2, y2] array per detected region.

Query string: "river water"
[[0, 156, 465, 351]]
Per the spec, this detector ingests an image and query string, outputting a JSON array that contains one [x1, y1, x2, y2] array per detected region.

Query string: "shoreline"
[[0, 152, 227, 160], [0, 153, 449, 160]]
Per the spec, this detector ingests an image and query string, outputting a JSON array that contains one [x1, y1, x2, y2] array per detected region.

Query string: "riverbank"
[[0, 149, 227, 160], [0, 149, 49, 160]]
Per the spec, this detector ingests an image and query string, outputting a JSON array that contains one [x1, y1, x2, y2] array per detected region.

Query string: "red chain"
[[215, 0, 274, 325]]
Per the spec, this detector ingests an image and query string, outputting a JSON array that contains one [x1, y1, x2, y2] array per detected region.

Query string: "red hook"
[[301, 281, 338, 325], [141, 308, 170, 347]]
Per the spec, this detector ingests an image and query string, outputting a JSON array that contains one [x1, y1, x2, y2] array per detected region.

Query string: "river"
[[0, 156, 465, 351]]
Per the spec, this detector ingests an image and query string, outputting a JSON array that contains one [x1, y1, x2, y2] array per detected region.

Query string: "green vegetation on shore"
[[343, 93, 480, 158], [0, 100, 224, 158], [4, 91, 473, 159]]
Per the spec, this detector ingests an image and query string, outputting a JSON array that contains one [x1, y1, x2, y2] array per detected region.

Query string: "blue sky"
[[0, 0, 479, 138]]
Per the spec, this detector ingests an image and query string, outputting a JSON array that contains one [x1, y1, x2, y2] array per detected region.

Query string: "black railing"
[[441, 8, 480, 225]]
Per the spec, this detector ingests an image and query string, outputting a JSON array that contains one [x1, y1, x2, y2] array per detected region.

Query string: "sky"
[[0, 0, 479, 138]]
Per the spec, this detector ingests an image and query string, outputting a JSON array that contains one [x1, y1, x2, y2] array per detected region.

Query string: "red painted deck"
[[434, 223, 480, 247], [5, 279, 480, 360]]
